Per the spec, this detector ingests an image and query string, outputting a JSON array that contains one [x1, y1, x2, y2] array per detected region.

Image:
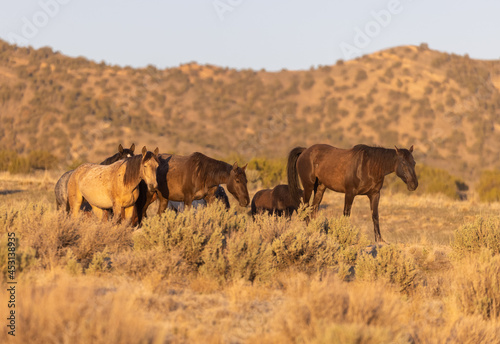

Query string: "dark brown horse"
[[140, 152, 250, 216], [287, 144, 418, 242], [55, 143, 135, 211], [251, 184, 303, 218]]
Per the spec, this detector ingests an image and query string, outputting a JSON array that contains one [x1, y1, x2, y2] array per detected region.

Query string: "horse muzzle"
[[239, 197, 250, 207], [148, 182, 158, 192], [407, 181, 418, 191]]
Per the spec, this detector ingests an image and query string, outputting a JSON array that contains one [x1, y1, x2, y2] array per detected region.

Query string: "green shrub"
[[477, 170, 500, 202]]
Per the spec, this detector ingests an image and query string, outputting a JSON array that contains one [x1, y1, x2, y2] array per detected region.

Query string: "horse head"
[[227, 162, 250, 207], [395, 145, 418, 191], [118, 143, 135, 159], [140, 146, 159, 192]]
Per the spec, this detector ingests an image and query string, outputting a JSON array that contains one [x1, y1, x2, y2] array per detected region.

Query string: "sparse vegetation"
[[3, 174, 500, 342]]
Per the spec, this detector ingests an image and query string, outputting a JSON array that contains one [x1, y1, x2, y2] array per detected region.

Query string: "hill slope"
[[1, 41, 500, 181]]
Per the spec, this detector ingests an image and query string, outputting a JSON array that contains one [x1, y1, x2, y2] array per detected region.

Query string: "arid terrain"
[[2, 172, 500, 343], [2, 40, 500, 343], [1, 40, 500, 183]]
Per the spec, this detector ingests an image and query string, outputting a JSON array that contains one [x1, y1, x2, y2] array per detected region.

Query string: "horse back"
[[298, 144, 356, 192], [70, 162, 123, 209]]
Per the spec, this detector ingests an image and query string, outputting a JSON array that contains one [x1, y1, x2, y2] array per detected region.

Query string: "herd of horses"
[[55, 143, 418, 242]]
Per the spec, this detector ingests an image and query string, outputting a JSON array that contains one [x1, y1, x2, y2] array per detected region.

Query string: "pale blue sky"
[[1, 0, 499, 71]]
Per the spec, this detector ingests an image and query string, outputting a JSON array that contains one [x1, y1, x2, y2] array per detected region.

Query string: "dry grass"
[[2, 176, 500, 343]]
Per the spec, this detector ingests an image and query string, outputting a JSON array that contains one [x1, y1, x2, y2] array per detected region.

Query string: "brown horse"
[[251, 184, 303, 218], [287, 144, 418, 242], [143, 152, 249, 215], [68, 146, 159, 223], [55, 143, 135, 211]]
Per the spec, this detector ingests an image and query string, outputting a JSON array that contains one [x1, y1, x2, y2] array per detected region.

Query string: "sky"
[[0, 0, 500, 71]]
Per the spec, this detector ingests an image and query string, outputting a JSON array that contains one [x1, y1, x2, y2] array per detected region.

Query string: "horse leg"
[[123, 206, 136, 224], [157, 192, 169, 215], [68, 185, 83, 218], [368, 192, 384, 243], [311, 184, 327, 217], [183, 194, 194, 210], [92, 207, 107, 222], [112, 203, 123, 223], [343, 192, 355, 217]]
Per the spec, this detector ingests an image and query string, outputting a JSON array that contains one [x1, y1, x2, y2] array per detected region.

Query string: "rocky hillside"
[[1, 40, 500, 181]]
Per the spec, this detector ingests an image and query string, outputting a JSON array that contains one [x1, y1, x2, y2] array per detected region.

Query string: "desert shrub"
[[324, 77, 335, 86], [8, 155, 31, 174], [454, 256, 500, 319], [452, 217, 500, 258], [134, 203, 246, 270], [477, 170, 500, 202], [301, 73, 315, 90], [355, 69, 368, 82], [355, 245, 417, 293], [226, 227, 275, 283], [0, 202, 132, 269], [247, 157, 286, 188], [28, 150, 58, 170], [0, 150, 17, 171]]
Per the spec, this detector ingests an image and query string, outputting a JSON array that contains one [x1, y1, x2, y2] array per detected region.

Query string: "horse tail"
[[287, 147, 306, 203]]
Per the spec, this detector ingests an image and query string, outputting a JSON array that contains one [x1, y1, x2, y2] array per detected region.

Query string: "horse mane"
[[351, 144, 397, 171], [188, 153, 231, 186], [100, 152, 120, 165], [123, 152, 157, 187]]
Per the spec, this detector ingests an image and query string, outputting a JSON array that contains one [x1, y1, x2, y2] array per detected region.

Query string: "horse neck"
[[372, 148, 398, 177], [207, 161, 232, 186]]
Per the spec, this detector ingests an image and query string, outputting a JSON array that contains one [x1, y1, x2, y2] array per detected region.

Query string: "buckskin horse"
[[68, 146, 159, 223], [251, 184, 303, 218], [55, 143, 135, 212], [287, 144, 418, 242], [138, 152, 250, 216]]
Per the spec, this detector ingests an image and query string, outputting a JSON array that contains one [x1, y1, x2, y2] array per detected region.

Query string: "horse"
[[167, 185, 231, 213], [68, 146, 159, 223], [251, 184, 303, 218], [55, 143, 135, 212], [137, 152, 249, 216], [287, 144, 418, 242]]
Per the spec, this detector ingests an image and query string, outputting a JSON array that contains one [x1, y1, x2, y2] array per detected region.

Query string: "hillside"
[[1, 40, 500, 182]]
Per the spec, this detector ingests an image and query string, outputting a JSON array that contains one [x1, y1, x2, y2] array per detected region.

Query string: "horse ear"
[[394, 146, 400, 155], [242, 163, 247, 171], [119, 144, 124, 153], [154, 147, 159, 156], [232, 162, 238, 171], [142, 146, 147, 156], [130, 143, 135, 153], [409, 145, 414, 153]]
